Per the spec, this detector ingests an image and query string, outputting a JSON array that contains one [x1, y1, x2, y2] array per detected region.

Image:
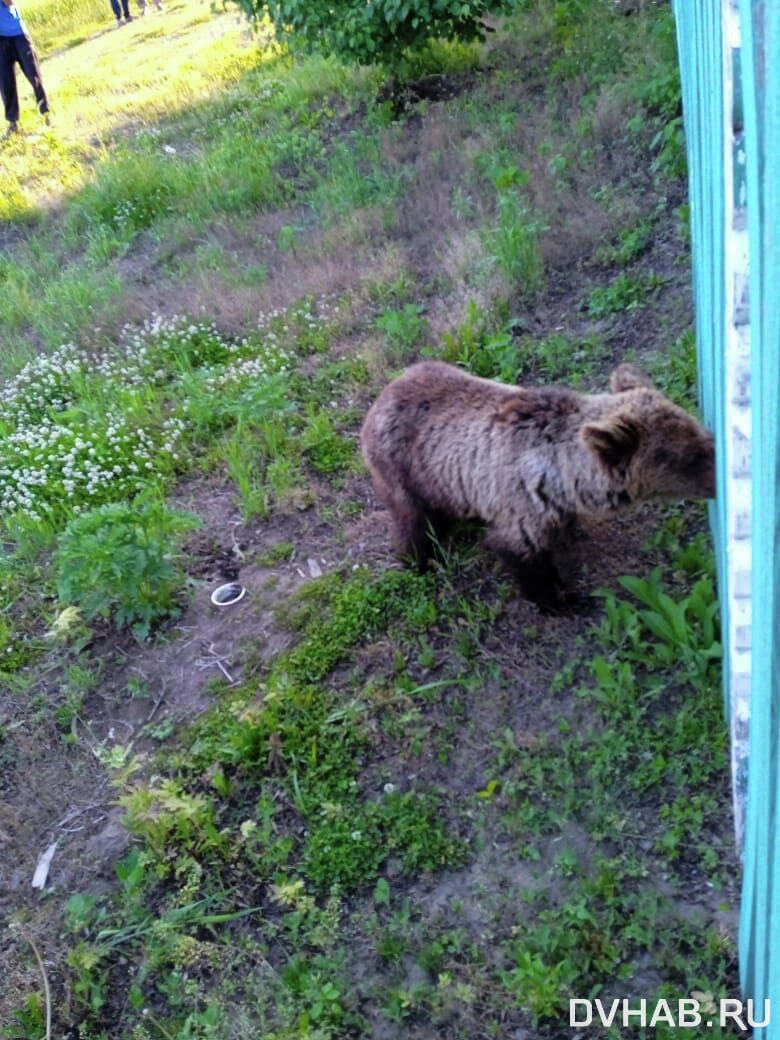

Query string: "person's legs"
[[109, 0, 122, 21], [11, 34, 48, 116], [0, 37, 20, 127]]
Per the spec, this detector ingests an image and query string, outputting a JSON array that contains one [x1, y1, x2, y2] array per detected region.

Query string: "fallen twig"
[[194, 642, 235, 684], [147, 679, 168, 722]]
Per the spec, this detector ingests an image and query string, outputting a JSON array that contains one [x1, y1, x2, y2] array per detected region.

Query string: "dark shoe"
[[1, 122, 19, 141]]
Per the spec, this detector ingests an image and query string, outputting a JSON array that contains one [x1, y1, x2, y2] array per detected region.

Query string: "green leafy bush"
[[55, 497, 200, 637], [233, 0, 510, 72]]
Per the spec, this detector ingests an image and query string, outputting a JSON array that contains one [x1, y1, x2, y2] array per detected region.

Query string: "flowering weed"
[[0, 315, 296, 528], [0, 411, 184, 525]]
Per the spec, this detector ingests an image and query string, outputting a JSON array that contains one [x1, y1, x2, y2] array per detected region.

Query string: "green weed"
[[5, 991, 46, 1039], [221, 425, 270, 521], [631, 11, 686, 179], [256, 540, 296, 566], [280, 567, 439, 682], [304, 792, 463, 890], [585, 270, 665, 318], [516, 332, 610, 387], [279, 953, 361, 1035], [434, 299, 520, 381], [433, 305, 609, 389], [54, 495, 200, 638], [595, 219, 653, 267], [483, 190, 545, 294], [119, 780, 222, 859], [375, 303, 428, 362], [599, 568, 721, 684], [649, 328, 699, 406], [301, 409, 355, 476], [646, 507, 715, 580], [485, 558, 726, 884]]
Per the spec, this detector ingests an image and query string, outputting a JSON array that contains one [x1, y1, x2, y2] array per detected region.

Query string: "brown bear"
[[361, 360, 715, 608]]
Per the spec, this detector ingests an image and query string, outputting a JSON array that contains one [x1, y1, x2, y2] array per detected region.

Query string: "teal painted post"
[[670, 1, 728, 688], [739, 0, 780, 1025]]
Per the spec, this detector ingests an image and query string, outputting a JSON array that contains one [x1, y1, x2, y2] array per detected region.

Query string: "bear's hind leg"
[[510, 550, 564, 609], [485, 526, 565, 610]]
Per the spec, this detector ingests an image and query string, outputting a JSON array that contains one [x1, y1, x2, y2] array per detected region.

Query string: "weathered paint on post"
[[722, 0, 752, 853]]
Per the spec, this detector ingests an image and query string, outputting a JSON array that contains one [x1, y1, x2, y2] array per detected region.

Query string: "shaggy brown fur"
[[361, 361, 715, 607]]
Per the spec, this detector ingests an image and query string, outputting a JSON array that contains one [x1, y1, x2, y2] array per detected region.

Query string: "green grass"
[[0, 0, 681, 370], [481, 560, 730, 1032], [10, 529, 732, 1036], [0, 1, 738, 1036], [23, 0, 119, 55], [49, 566, 467, 1031], [482, 188, 546, 295], [595, 218, 654, 268], [0, 5, 376, 366], [1, 1, 264, 217]]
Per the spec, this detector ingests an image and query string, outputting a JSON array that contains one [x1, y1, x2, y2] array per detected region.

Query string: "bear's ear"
[[609, 364, 654, 393], [582, 415, 641, 471]]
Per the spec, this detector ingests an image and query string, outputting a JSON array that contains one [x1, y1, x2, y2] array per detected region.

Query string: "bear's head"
[[581, 365, 716, 502]]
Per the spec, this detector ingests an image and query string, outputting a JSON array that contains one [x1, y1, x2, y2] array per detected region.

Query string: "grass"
[[586, 270, 666, 319], [1, 1, 262, 212], [23, 0, 121, 54], [6, 540, 735, 1036], [0, 0, 740, 1036], [0, 1, 373, 366]]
